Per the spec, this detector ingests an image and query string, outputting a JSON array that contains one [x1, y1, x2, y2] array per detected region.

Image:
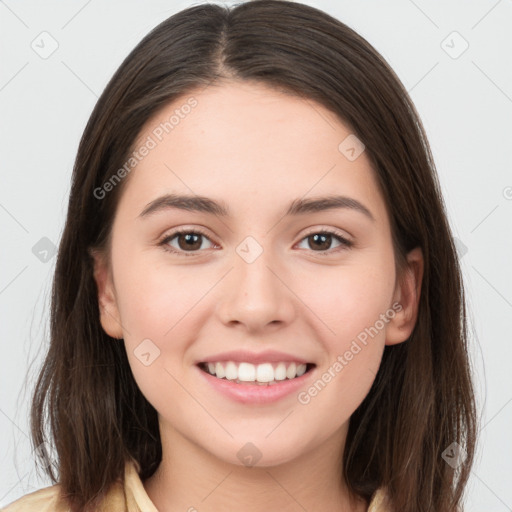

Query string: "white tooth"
[[225, 361, 238, 380], [256, 363, 274, 383], [296, 363, 307, 377], [238, 362, 256, 381], [274, 363, 287, 381], [215, 362, 225, 378], [286, 362, 297, 379], [207, 362, 215, 374]]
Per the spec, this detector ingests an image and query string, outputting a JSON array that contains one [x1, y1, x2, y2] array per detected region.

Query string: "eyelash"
[[158, 227, 354, 257]]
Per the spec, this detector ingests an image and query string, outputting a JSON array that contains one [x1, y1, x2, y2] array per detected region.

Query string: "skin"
[[92, 80, 423, 511]]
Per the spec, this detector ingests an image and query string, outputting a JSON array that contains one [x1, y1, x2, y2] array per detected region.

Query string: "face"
[[93, 80, 422, 468]]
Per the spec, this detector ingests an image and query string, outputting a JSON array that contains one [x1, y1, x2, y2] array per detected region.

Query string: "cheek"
[[112, 256, 202, 414], [113, 248, 210, 339], [296, 344, 380, 443], [298, 256, 396, 347], [295, 264, 394, 425], [111, 252, 219, 397]]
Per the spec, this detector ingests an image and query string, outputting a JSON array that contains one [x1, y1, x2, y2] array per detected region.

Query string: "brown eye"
[[176, 232, 203, 251], [307, 233, 333, 251], [160, 229, 215, 256], [296, 230, 353, 254]]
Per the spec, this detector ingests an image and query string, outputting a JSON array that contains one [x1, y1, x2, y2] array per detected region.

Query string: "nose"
[[215, 244, 296, 334]]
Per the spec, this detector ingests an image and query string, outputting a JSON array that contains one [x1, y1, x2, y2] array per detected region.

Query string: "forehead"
[[118, 80, 387, 223]]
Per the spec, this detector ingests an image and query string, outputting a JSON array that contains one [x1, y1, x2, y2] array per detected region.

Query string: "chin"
[[203, 431, 313, 469]]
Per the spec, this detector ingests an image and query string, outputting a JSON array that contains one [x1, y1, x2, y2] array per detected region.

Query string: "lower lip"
[[196, 365, 316, 404]]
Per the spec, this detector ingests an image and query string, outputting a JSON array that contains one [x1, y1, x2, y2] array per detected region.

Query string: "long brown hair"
[[29, 1, 477, 510]]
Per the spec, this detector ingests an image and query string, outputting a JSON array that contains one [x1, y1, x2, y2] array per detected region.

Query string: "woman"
[[4, 1, 476, 511]]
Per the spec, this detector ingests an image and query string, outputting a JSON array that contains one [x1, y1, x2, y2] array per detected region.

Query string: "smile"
[[198, 361, 315, 385]]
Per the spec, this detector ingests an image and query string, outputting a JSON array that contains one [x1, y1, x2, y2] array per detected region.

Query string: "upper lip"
[[197, 350, 313, 365]]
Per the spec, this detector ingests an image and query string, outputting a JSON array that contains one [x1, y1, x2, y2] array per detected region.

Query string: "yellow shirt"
[[2, 460, 390, 511]]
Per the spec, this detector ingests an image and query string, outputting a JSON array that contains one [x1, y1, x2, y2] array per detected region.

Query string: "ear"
[[385, 247, 424, 346], [89, 248, 124, 339]]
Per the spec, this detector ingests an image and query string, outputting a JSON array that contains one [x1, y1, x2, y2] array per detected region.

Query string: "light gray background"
[[1, 0, 511, 510]]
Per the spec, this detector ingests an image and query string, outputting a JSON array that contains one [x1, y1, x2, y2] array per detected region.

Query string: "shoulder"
[[1, 480, 126, 512], [2, 462, 139, 512], [368, 487, 392, 512], [1, 484, 69, 512]]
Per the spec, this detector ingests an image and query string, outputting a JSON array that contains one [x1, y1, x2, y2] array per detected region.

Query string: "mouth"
[[197, 361, 317, 386]]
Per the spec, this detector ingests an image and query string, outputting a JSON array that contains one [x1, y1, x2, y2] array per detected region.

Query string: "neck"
[[143, 420, 368, 512]]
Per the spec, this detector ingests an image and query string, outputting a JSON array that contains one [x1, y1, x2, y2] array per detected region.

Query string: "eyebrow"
[[138, 193, 375, 222]]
